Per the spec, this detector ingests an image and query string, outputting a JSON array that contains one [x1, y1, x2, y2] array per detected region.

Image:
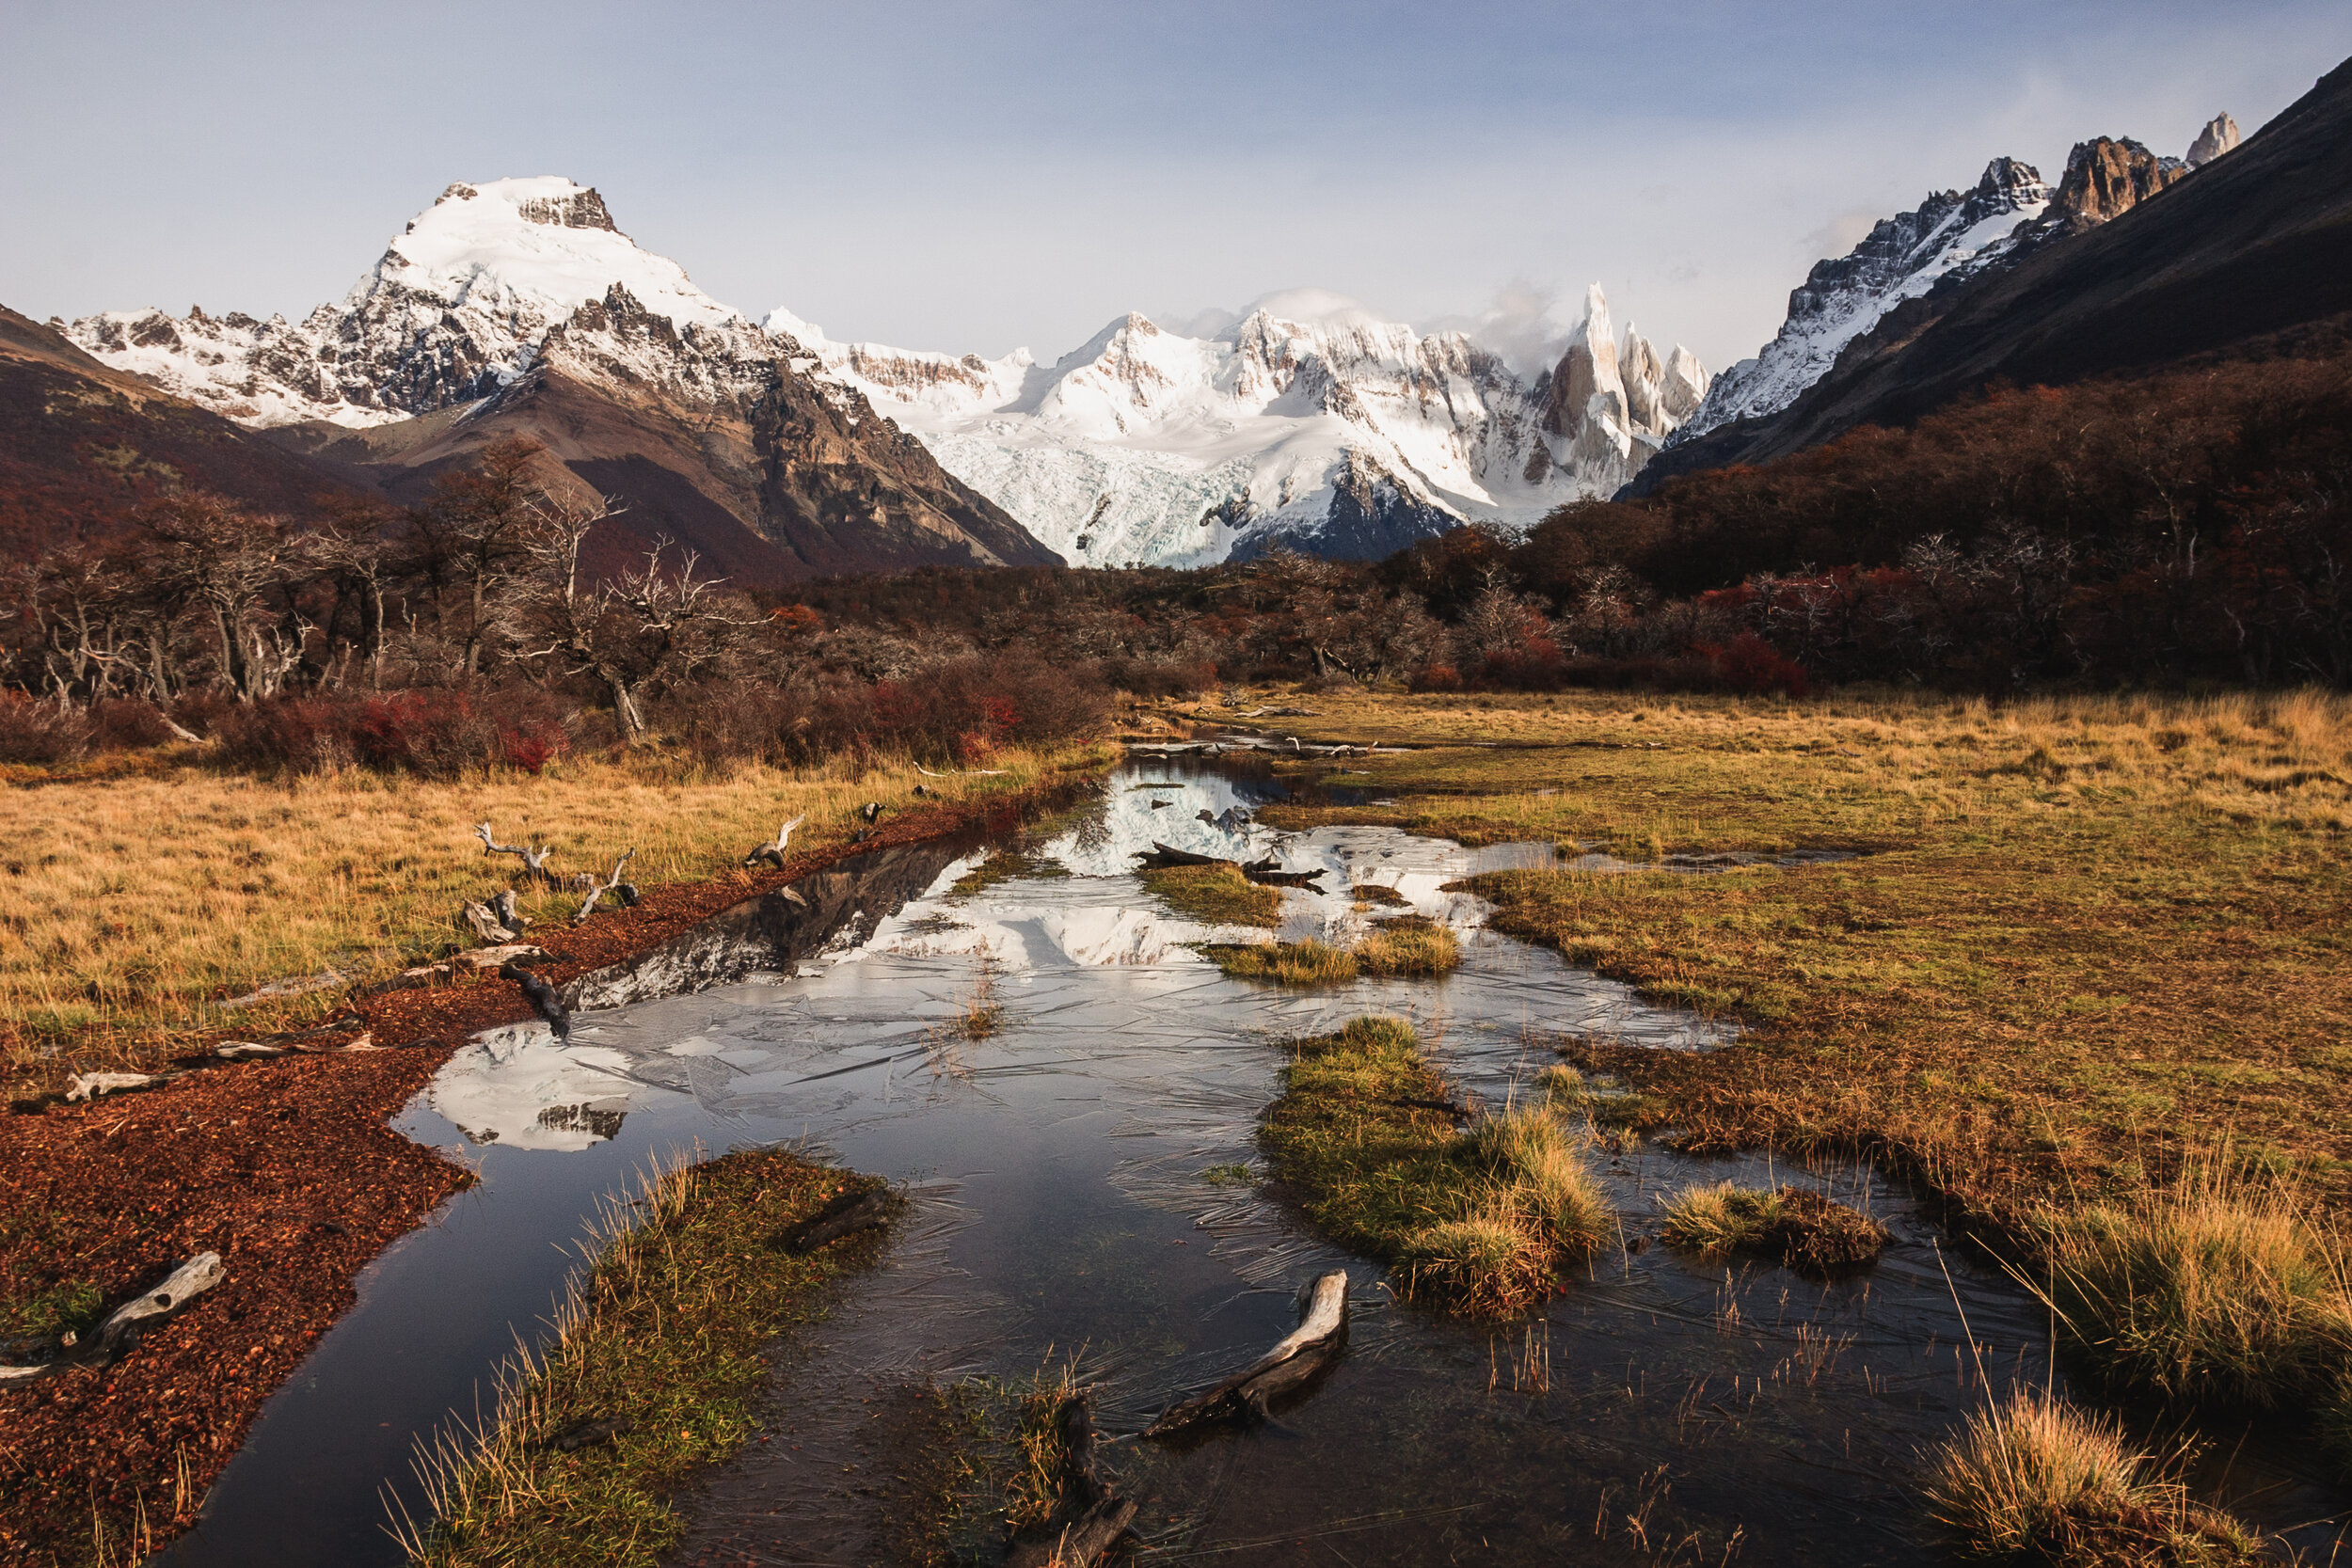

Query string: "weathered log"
[[1239, 857, 1325, 888], [0, 1253, 226, 1385], [545, 1415, 632, 1452], [858, 800, 887, 825], [500, 961, 572, 1041], [742, 814, 806, 870], [214, 1042, 289, 1061], [1134, 842, 1229, 870], [570, 848, 638, 926], [777, 1186, 893, 1255], [65, 1071, 167, 1102], [1143, 1270, 1349, 1436], [1005, 1498, 1137, 1568], [492, 888, 528, 932], [474, 821, 560, 885], [460, 899, 517, 944]]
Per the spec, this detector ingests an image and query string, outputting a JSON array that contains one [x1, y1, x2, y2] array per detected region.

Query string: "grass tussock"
[[398, 1148, 893, 1568], [1659, 1181, 1891, 1275], [898, 1361, 1110, 1566], [1139, 863, 1283, 928], [1922, 1387, 2266, 1565], [2033, 1164, 2352, 1411], [1355, 914, 1461, 977], [1261, 1015, 1609, 1316], [1204, 939, 1359, 983], [1, 742, 1104, 1092]]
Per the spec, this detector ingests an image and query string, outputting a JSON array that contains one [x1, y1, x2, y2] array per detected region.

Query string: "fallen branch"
[[915, 764, 1009, 777], [1007, 1498, 1137, 1568], [460, 899, 516, 943], [0, 1253, 226, 1385], [501, 961, 573, 1042], [1134, 842, 1229, 870], [474, 822, 560, 886], [1241, 857, 1326, 888], [1144, 1270, 1349, 1435], [741, 814, 806, 870], [570, 849, 638, 926], [776, 1185, 894, 1254]]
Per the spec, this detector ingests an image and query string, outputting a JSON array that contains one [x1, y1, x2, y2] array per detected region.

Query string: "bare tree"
[[415, 436, 552, 677], [136, 495, 304, 702]]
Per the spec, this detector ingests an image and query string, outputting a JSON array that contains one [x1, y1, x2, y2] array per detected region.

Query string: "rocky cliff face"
[[2047, 137, 2190, 231], [63, 178, 1055, 578], [1657, 109, 2250, 474], [1629, 60, 2344, 495], [1671, 157, 2051, 444], [785, 284, 1707, 566]]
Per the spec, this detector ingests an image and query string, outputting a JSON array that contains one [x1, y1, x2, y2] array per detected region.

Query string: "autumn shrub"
[[214, 688, 566, 777], [88, 699, 179, 751], [0, 694, 91, 765]]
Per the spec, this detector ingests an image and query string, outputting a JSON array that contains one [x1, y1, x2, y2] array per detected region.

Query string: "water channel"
[[157, 757, 2345, 1565]]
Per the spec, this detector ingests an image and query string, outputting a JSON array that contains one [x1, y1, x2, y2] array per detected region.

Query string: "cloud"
[[1420, 278, 1579, 378]]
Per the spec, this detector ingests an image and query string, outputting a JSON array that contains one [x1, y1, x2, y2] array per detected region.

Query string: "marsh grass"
[[1, 742, 1104, 1092], [1922, 1387, 2266, 1565], [2031, 1164, 2352, 1412], [1542, 1061, 1668, 1130], [1187, 687, 2352, 1221], [1202, 938, 1358, 984], [1356, 915, 1461, 977], [1659, 1182, 1891, 1275], [906, 1363, 1090, 1566], [946, 846, 1071, 899], [396, 1147, 891, 1568], [1138, 863, 1283, 928], [1261, 1016, 1609, 1316]]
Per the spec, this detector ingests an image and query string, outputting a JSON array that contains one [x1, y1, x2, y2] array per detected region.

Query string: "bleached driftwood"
[[0, 1253, 226, 1385], [460, 899, 516, 943], [474, 822, 559, 885], [493, 889, 528, 932], [914, 764, 1009, 777], [742, 814, 806, 869], [1144, 1271, 1349, 1436], [214, 1041, 289, 1061], [65, 1071, 163, 1102], [500, 960, 572, 1041], [570, 849, 637, 926]]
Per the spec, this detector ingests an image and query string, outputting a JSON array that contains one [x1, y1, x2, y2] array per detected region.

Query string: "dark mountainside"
[[1635, 55, 2352, 490], [0, 306, 364, 552]]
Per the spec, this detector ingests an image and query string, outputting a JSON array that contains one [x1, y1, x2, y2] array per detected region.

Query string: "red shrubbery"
[[215, 688, 569, 778]]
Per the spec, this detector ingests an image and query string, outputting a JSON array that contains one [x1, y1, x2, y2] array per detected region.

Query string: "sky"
[[5, 1, 2348, 377]]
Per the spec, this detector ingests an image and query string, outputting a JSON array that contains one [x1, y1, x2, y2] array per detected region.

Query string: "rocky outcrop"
[[2185, 112, 2241, 169], [2046, 137, 2188, 232]]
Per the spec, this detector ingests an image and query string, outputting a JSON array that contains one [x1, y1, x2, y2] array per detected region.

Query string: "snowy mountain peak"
[[69, 176, 749, 427], [1671, 153, 2051, 444]]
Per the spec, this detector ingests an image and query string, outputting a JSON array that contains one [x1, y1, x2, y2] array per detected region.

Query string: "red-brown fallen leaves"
[[0, 786, 1055, 1566]]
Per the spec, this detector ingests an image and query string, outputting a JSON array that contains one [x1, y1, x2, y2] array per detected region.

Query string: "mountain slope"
[[775, 285, 1708, 565], [1638, 66, 2346, 487], [0, 304, 360, 556], [64, 179, 1057, 579]]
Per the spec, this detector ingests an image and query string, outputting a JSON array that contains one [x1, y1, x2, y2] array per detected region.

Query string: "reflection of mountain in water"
[[537, 1102, 628, 1143]]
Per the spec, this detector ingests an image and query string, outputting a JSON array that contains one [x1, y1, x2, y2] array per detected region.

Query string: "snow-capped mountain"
[[63, 178, 1055, 579], [67, 178, 780, 428], [769, 284, 1708, 566], [63, 175, 1706, 567]]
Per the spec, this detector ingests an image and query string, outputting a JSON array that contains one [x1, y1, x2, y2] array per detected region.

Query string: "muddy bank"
[[0, 776, 1092, 1566]]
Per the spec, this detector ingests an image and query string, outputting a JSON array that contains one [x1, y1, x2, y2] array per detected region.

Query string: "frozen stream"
[[156, 760, 2343, 1565]]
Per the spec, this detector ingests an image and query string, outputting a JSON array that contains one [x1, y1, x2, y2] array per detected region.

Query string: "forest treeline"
[[4, 333, 2345, 772]]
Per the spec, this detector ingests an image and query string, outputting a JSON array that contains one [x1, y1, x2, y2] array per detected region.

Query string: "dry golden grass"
[[1658, 1181, 1890, 1274], [1922, 1387, 2266, 1564], [1, 743, 1107, 1086], [2032, 1164, 2352, 1411], [1355, 914, 1461, 977], [1187, 687, 2352, 1219]]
